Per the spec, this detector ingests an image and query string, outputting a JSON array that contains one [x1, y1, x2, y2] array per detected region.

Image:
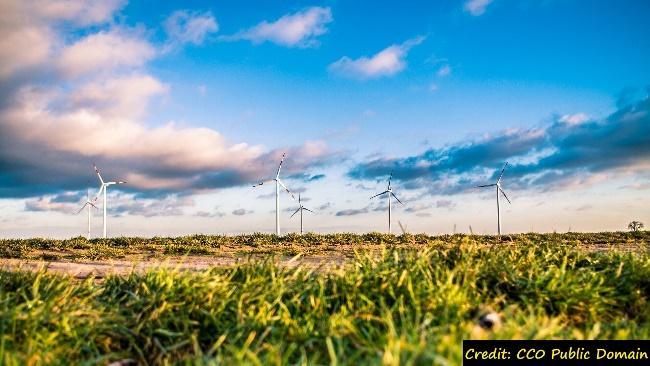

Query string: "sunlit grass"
[[0, 231, 647, 261], [1, 236, 648, 364]]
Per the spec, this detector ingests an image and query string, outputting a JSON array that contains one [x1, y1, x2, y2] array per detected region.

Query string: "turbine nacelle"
[[476, 162, 512, 235], [92, 164, 126, 238], [253, 153, 296, 235], [370, 171, 404, 233]]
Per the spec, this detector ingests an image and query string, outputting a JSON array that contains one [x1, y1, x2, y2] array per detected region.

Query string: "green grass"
[[1, 235, 649, 365], [0, 231, 648, 261]]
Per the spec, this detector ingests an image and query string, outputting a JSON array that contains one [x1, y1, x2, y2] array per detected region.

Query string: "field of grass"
[[0, 231, 648, 261], [0, 232, 648, 365]]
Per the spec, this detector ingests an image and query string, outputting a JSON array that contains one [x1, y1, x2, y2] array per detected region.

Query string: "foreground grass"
[[1, 231, 648, 261], [1, 237, 649, 365]]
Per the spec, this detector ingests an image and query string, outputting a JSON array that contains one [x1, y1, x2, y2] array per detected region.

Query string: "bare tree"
[[628, 221, 645, 232]]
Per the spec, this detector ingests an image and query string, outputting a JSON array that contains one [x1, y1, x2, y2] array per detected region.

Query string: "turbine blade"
[[476, 184, 496, 188], [89, 202, 99, 209], [93, 164, 104, 184], [92, 185, 105, 202], [76, 204, 87, 214], [276, 153, 286, 178], [499, 187, 512, 204], [277, 179, 296, 200], [497, 162, 509, 183], [303, 208, 315, 214], [391, 192, 404, 205], [370, 190, 389, 200], [290, 207, 300, 218], [387, 171, 393, 189]]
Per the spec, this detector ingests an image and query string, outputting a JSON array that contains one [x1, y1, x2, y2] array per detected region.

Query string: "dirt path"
[[0, 254, 348, 279]]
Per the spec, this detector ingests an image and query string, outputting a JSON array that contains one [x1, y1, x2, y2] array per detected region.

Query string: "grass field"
[[0, 232, 649, 365]]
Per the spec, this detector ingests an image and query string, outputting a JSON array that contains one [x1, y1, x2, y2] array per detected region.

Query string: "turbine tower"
[[290, 193, 314, 234], [476, 162, 512, 235], [253, 153, 295, 235], [93, 165, 126, 238], [77, 189, 98, 239], [370, 172, 403, 234]]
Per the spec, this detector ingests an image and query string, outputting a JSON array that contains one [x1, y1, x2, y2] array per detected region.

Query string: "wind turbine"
[[476, 162, 512, 235], [77, 189, 98, 239], [253, 153, 295, 235], [93, 165, 126, 238], [290, 193, 314, 234], [370, 172, 403, 234]]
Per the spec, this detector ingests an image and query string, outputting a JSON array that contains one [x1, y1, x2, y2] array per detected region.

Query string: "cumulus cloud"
[[222, 7, 332, 47], [287, 173, 326, 182], [23, 190, 195, 217], [232, 208, 253, 216], [559, 113, 589, 125], [0, 2, 344, 200], [69, 74, 169, 119], [464, 0, 493, 16], [316, 202, 331, 211], [329, 36, 425, 79], [25, 198, 74, 214], [348, 95, 650, 194], [25, 195, 82, 214], [0, 0, 125, 79], [335, 207, 368, 216], [195, 210, 226, 218], [0, 25, 52, 79], [111, 193, 195, 217], [58, 29, 156, 77], [164, 10, 218, 47], [436, 199, 456, 209]]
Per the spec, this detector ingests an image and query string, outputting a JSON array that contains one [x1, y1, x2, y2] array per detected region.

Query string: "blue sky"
[[0, 0, 649, 237]]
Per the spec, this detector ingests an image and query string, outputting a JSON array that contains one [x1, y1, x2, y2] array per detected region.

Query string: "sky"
[[0, 0, 649, 238]]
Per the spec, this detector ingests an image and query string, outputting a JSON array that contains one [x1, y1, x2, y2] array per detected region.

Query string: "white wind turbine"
[[76, 189, 98, 239], [253, 153, 295, 235], [370, 172, 403, 234], [93, 165, 126, 238], [290, 193, 314, 234], [476, 162, 512, 235]]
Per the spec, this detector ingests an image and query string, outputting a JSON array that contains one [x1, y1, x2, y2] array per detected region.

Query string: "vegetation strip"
[[0, 235, 648, 364]]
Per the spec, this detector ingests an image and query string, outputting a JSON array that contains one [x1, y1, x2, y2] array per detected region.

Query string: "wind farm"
[[253, 153, 296, 235], [1, 0, 649, 364], [92, 165, 126, 238], [290, 193, 314, 234], [370, 172, 404, 234], [76, 189, 98, 239]]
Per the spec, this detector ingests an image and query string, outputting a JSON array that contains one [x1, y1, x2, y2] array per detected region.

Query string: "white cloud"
[[437, 64, 451, 77], [329, 36, 425, 79], [25, 196, 78, 214], [164, 10, 218, 46], [464, 0, 493, 16], [70, 74, 169, 119], [0, 1, 343, 200], [222, 7, 332, 47], [232, 208, 253, 216], [429, 83, 439, 92], [559, 113, 589, 125], [2, 0, 125, 26], [58, 29, 156, 77], [0, 26, 52, 79], [30, 0, 126, 25], [0, 0, 126, 79]]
